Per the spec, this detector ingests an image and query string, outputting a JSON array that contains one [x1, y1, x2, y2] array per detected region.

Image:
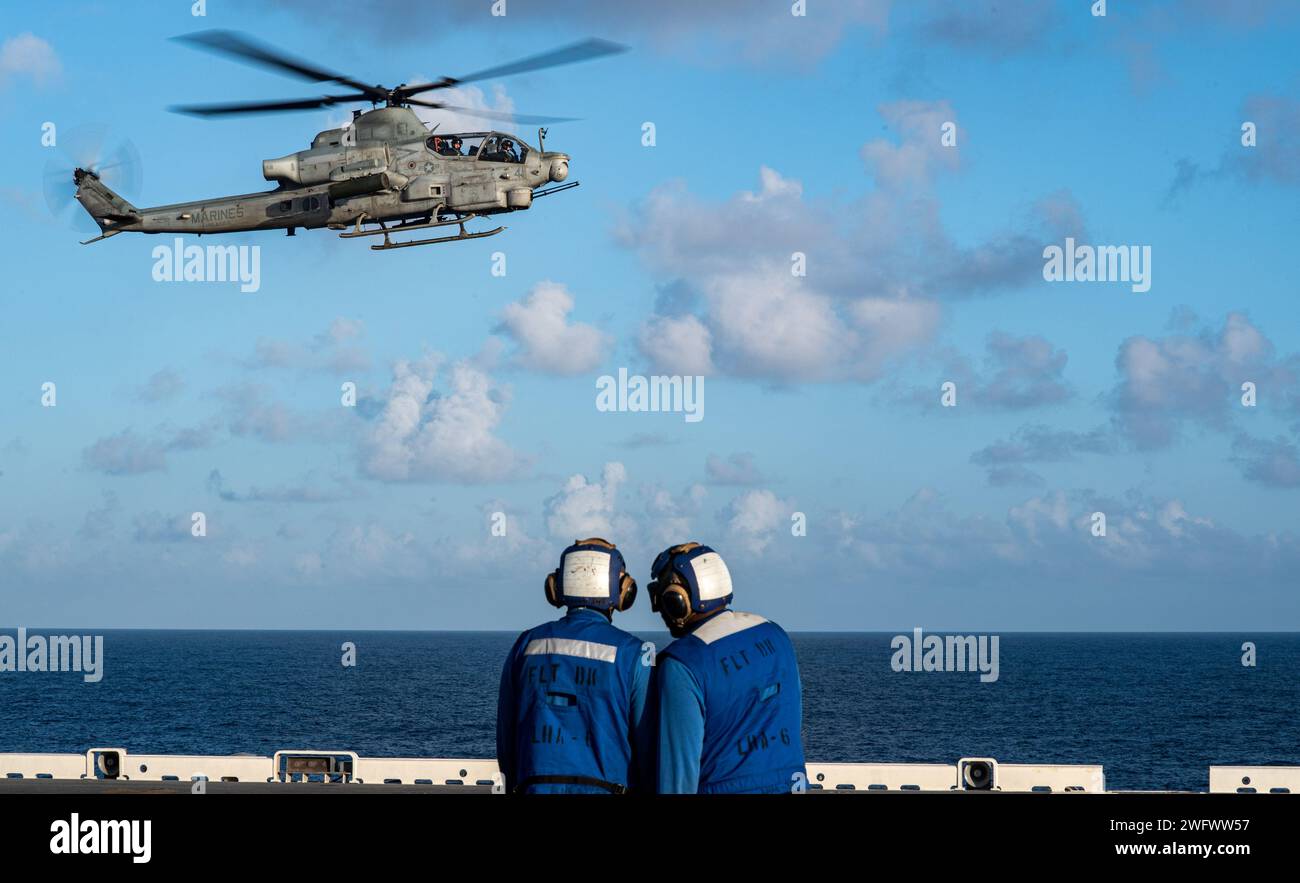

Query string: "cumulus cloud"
[[0, 33, 60, 88], [719, 489, 791, 555], [494, 281, 609, 375], [1107, 312, 1292, 449], [360, 354, 521, 483], [618, 101, 1079, 385], [620, 164, 940, 383], [637, 313, 714, 376], [409, 83, 520, 136], [544, 461, 630, 540], [641, 482, 708, 550], [860, 99, 962, 188]]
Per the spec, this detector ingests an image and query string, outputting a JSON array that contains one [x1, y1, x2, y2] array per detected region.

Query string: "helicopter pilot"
[[430, 136, 460, 157]]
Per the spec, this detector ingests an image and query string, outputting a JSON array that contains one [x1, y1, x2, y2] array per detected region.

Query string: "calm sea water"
[[1, 630, 1296, 791]]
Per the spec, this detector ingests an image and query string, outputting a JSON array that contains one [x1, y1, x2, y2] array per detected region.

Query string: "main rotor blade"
[[403, 97, 578, 125], [401, 38, 627, 96], [170, 94, 374, 117], [173, 30, 385, 99]]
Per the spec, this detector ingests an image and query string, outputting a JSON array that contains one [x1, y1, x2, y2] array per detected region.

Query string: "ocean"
[[1, 630, 1296, 792]]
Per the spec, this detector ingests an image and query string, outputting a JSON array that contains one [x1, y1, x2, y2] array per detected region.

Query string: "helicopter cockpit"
[[424, 132, 531, 163]]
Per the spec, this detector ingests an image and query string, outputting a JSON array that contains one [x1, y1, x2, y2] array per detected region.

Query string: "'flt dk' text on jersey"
[[496, 607, 652, 793], [656, 610, 806, 794]]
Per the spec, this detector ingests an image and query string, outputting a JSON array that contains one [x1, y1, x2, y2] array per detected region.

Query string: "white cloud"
[[1109, 312, 1293, 449], [618, 103, 1073, 385], [719, 489, 790, 555], [544, 462, 631, 540], [641, 481, 707, 549], [410, 84, 517, 136], [0, 33, 60, 88], [495, 281, 609, 375], [360, 354, 520, 483], [637, 313, 714, 376], [860, 99, 961, 189]]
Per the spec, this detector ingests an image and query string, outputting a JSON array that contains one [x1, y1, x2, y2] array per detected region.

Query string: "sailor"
[[648, 542, 806, 794], [496, 538, 654, 793]]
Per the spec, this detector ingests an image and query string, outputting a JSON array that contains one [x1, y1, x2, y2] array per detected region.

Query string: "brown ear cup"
[[615, 572, 638, 612], [651, 542, 701, 628], [659, 580, 692, 629], [544, 570, 563, 608]]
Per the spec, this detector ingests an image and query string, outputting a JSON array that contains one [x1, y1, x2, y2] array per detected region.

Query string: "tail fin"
[[73, 168, 139, 242]]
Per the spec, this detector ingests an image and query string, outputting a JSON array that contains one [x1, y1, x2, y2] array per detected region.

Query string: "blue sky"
[[1, 0, 1297, 630]]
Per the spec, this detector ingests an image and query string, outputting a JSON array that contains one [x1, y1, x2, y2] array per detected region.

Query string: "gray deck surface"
[[0, 779, 492, 794]]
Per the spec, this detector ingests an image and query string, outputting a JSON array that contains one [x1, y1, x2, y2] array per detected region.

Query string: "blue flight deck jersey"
[[496, 607, 653, 793], [656, 609, 805, 794]]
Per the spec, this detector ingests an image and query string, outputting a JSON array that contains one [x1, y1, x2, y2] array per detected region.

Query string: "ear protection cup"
[[615, 572, 638, 612], [544, 570, 563, 608], [657, 578, 692, 630], [649, 542, 702, 629]]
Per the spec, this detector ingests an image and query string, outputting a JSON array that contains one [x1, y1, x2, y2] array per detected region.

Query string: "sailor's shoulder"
[[601, 623, 653, 658], [690, 609, 770, 646]]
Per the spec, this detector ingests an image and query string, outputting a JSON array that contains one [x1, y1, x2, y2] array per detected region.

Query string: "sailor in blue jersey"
[[496, 538, 654, 794], [648, 542, 806, 794]]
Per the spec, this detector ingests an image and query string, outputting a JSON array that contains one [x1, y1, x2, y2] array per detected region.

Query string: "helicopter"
[[72, 30, 624, 250]]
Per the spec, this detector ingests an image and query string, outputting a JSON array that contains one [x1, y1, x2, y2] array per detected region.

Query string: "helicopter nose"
[[548, 156, 569, 183]]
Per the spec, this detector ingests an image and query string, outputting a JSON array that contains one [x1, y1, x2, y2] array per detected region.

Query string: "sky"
[[0, 0, 1297, 631]]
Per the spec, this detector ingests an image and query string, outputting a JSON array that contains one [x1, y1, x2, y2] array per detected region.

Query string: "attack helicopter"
[[72, 30, 624, 250]]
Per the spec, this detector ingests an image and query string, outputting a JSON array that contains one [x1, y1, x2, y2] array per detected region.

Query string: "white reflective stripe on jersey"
[[692, 610, 768, 645], [524, 637, 618, 663]]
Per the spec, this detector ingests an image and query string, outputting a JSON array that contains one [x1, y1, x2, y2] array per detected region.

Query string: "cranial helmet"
[[648, 542, 733, 630], [544, 538, 637, 612]]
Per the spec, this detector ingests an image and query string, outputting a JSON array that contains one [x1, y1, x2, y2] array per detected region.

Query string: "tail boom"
[[73, 168, 141, 243]]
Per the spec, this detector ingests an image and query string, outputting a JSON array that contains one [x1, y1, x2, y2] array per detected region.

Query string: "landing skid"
[[339, 211, 505, 250]]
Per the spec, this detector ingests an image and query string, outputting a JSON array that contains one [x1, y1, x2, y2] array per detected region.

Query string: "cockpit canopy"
[[425, 131, 532, 163]]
